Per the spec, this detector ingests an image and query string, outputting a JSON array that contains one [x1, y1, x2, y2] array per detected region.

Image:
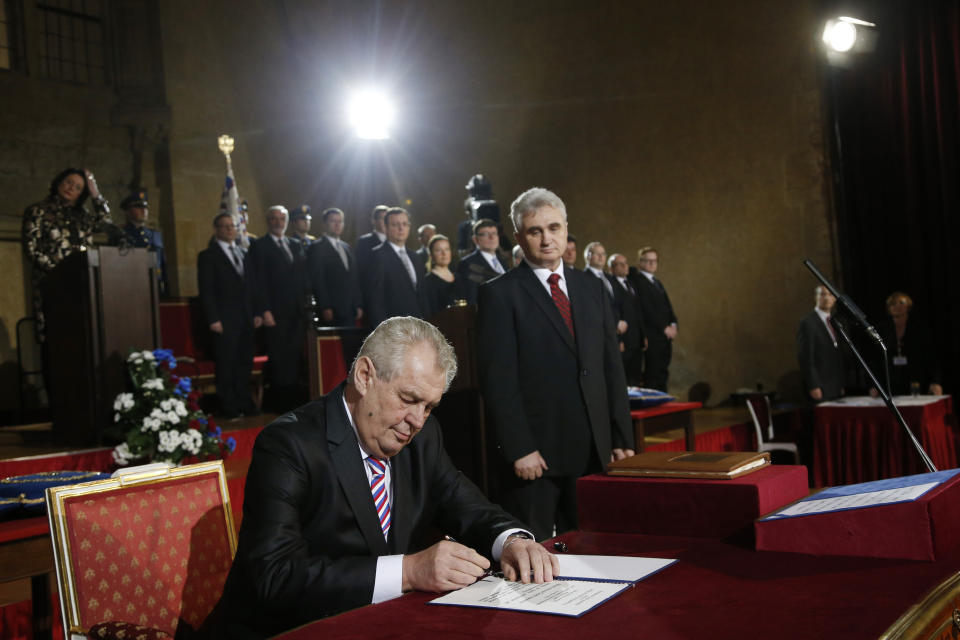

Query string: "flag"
[[219, 161, 249, 248]]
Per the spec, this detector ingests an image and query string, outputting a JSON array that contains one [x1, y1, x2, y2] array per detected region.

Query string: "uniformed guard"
[[288, 204, 316, 252], [118, 189, 168, 296]]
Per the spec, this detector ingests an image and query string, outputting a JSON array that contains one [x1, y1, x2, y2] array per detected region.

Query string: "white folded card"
[[428, 554, 676, 617]]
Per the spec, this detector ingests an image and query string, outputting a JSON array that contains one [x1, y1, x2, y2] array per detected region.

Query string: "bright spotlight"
[[822, 16, 877, 54], [348, 89, 394, 140]]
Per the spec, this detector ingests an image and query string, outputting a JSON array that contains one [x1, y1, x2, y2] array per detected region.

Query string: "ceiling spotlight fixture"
[[348, 88, 395, 140]]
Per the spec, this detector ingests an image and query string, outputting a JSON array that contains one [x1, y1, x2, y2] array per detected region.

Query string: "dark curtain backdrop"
[[826, 0, 960, 394]]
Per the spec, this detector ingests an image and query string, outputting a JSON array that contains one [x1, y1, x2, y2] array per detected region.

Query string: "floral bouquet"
[[111, 349, 236, 466]]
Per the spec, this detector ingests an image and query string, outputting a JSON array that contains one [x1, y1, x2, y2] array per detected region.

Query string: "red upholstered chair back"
[[46, 461, 237, 639]]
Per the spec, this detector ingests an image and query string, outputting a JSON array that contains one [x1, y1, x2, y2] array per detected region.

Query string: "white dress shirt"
[[529, 260, 568, 297]]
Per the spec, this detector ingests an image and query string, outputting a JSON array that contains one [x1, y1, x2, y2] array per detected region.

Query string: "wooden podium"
[[43, 246, 160, 444]]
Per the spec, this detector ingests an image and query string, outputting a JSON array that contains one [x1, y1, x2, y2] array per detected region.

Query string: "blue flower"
[[198, 417, 209, 426], [226, 437, 237, 453], [153, 348, 177, 370], [209, 425, 222, 438], [174, 377, 192, 397]]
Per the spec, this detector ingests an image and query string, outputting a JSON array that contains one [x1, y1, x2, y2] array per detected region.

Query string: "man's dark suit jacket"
[[476, 262, 633, 477], [797, 310, 846, 401], [364, 243, 426, 326], [197, 240, 256, 414], [205, 385, 523, 639], [628, 267, 677, 390], [606, 272, 645, 358], [354, 232, 383, 274], [458, 249, 508, 304], [307, 236, 361, 326]]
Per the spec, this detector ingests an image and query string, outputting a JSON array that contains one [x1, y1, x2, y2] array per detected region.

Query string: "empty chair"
[[745, 395, 800, 465], [46, 460, 237, 639]]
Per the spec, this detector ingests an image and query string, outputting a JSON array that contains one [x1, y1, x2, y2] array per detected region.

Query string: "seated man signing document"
[[205, 316, 557, 639]]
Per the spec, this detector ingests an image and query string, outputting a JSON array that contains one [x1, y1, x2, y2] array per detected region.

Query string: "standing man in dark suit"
[[354, 204, 388, 273], [477, 187, 634, 541], [415, 223, 436, 264], [248, 205, 309, 412], [608, 253, 646, 386], [197, 213, 261, 417], [457, 218, 508, 305], [308, 207, 363, 326], [205, 317, 556, 639], [287, 204, 316, 253], [797, 285, 846, 402], [629, 246, 678, 392], [364, 207, 426, 326]]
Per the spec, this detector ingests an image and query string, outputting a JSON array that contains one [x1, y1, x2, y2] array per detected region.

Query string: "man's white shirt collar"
[[528, 260, 568, 296], [640, 269, 655, 282]]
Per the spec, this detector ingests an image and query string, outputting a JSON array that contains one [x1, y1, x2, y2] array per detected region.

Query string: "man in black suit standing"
[[248, 205, 309, 411], [354, 204, 388, 272], [205, 317, 556, 639], [364, 207, 425, 326], [797, 285, 846, 402], [197, 213, 261, 417], [477, 187, 634, 541], [415, 223, 436, 263], [308, 207, 363, 326], [629, 246, 678, 391], [457, 218, 508, 305], [608, 253, 646, 386]]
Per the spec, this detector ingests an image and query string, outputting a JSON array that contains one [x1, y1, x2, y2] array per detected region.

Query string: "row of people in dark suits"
[[579, 242, 679, 392]]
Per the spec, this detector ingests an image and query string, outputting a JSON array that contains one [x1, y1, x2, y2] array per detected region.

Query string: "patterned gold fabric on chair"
[[46, 461, 237, 639]]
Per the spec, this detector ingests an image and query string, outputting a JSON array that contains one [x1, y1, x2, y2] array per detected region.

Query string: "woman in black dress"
[[873, 292, 942, 396], [418, 234, 464, 317]]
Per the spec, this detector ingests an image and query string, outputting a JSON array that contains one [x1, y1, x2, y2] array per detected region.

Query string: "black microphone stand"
[[803, 260, 937, 474]]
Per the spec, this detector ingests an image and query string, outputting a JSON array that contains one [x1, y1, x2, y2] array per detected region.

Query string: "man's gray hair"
[[583, 241, 603, 261], [350, 316, 458, 391], [266, 205, 288, 217], [607, 253, 624, 269], [509, 187, 567, 232]]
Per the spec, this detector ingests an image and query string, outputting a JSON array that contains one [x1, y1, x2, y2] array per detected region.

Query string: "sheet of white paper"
[[771, 482, 937, 517], [556, 554, 676, 582], [818, 395, 945, 408], [429, 576, 631, 616]]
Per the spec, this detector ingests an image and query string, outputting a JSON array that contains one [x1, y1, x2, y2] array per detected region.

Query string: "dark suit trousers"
[[501, 476, 579, 542], [644, 336, 672, 391], [214, 321, 255, 414]]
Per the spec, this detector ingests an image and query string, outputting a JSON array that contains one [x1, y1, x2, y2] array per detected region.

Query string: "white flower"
[[142, 351, 155, 360], [142, 378, 164, 390], [112, 443, 136, 465], [160, 399, 173, 411], [113, 392, 134, 412], [166, 411, 179, 424], [174, 401, 188, 417], [60, 239, 70, 249], [140, 417, 162, 433], [49, 228, 61, 239], [184, 429, 203, 455], [114, 412, 120, 422]]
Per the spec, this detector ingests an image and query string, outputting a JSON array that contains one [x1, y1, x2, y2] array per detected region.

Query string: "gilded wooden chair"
[[46, 460, 237, 639]]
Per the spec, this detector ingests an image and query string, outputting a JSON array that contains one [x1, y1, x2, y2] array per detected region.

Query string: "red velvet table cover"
[[756, 469, 960, 562], [578, 466, 809, 538], [274, 531, 960, 640], [813, 396, 958, 487]]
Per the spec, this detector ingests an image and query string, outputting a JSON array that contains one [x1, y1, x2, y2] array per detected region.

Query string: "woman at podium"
[[22, 167, 112, 339], [419, 234, 466, 317]]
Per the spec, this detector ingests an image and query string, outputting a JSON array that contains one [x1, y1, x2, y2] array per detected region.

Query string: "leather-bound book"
[[607, 451, 770, 479]]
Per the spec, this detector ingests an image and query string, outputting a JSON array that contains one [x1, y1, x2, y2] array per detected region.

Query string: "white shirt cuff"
[[372, 554, 404, 603], [491, 528, 534, 562]]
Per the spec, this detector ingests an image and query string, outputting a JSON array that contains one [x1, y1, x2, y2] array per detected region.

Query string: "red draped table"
[[275, 530, 960, 640], [813, 395, 958, 487], [631, 401, 702, 451]]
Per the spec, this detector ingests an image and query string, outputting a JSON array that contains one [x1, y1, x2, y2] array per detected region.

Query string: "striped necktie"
[[547, 273, 575, 337], [366, 457, 391, 539]]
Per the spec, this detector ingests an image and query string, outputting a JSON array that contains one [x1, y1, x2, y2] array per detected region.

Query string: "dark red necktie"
[[547, 273, 575, 337]]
